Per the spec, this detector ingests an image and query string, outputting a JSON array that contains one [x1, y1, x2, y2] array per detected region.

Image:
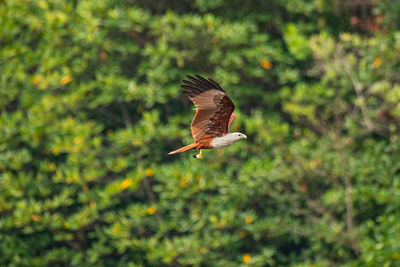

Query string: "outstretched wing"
[[181, 75, 235, 142]]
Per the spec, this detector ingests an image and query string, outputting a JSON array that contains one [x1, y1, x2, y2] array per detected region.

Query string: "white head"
[[228, 132, 247, 142]]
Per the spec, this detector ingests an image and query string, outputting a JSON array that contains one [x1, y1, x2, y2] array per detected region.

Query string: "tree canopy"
[[1, 0, 400, 266]]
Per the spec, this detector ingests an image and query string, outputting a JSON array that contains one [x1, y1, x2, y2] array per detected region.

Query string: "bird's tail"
[[168, 143, 197, 155]]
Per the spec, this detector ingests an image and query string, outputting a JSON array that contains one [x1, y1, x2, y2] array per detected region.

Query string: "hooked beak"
[[243, 134, 247, 139]]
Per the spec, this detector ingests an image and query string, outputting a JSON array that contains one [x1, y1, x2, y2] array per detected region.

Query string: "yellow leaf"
[[340, 32, 352, 42], [216, 222, 224, 229], [147, 206, 156, 215], [52, 146, 61, 155], [373, 56, 382, 68], [199, 247, 207, 254], [131, 138, 142, 146], [145, 168, 154, 176], [32, 214, 41, 222], [73, 136, 83, 145], [32, 75, 42, 85], [243, 253, 251, 264], [309, 158, 322, 169], [38, 0, 49, 10], [82, 185, 88, 193], [176, 57, 184, 68], [120, 178, 132, 190], [112, 224, 120, 234], [49, 162, 56, 171], [260, 60, 272, 70], [89, 201, 96, 208], [60, 74, 73, 85], [196, 175, 202, 182], [180, 177, 188, 187], [245, 216, 252, 225]]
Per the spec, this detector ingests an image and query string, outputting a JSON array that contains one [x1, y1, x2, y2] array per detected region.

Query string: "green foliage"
[[1, 0, 400, 266]]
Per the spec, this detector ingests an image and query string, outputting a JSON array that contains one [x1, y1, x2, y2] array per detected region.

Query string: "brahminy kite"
[[168, 75, 247, 159]]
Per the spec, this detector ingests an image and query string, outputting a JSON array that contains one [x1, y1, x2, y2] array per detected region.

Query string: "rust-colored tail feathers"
[[168, 143, 197, 155]]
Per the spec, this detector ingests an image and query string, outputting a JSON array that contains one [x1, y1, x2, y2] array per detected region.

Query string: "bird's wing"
[[182, 75, 235, 142], [228, 112, 236, 131]]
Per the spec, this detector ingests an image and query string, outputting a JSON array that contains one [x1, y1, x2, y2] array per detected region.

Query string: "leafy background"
[[1, 0, 400, 266]]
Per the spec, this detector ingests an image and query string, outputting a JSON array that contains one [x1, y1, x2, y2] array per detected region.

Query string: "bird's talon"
[[193, 150, 202, 159]]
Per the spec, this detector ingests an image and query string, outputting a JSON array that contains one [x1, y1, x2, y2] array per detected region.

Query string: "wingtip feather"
[[180, 74, 226, 102]]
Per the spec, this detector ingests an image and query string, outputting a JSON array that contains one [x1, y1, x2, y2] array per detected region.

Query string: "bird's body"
[[168, 75, 246, 158], [209, 132, 246, 149]]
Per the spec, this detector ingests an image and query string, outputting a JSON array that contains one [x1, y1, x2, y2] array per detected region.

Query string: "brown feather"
[[181, 75, 235, 142], [168, 143, 197, 155]]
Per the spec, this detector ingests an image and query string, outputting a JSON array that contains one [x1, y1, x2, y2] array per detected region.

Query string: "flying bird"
[[168, 75, 247, 159]]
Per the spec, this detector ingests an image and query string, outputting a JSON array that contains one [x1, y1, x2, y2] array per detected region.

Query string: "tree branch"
[[143, 177, 163, 223], [334, 114, 361, 257], [339, 47, 374, 131], [120, 102, 132, 126]]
